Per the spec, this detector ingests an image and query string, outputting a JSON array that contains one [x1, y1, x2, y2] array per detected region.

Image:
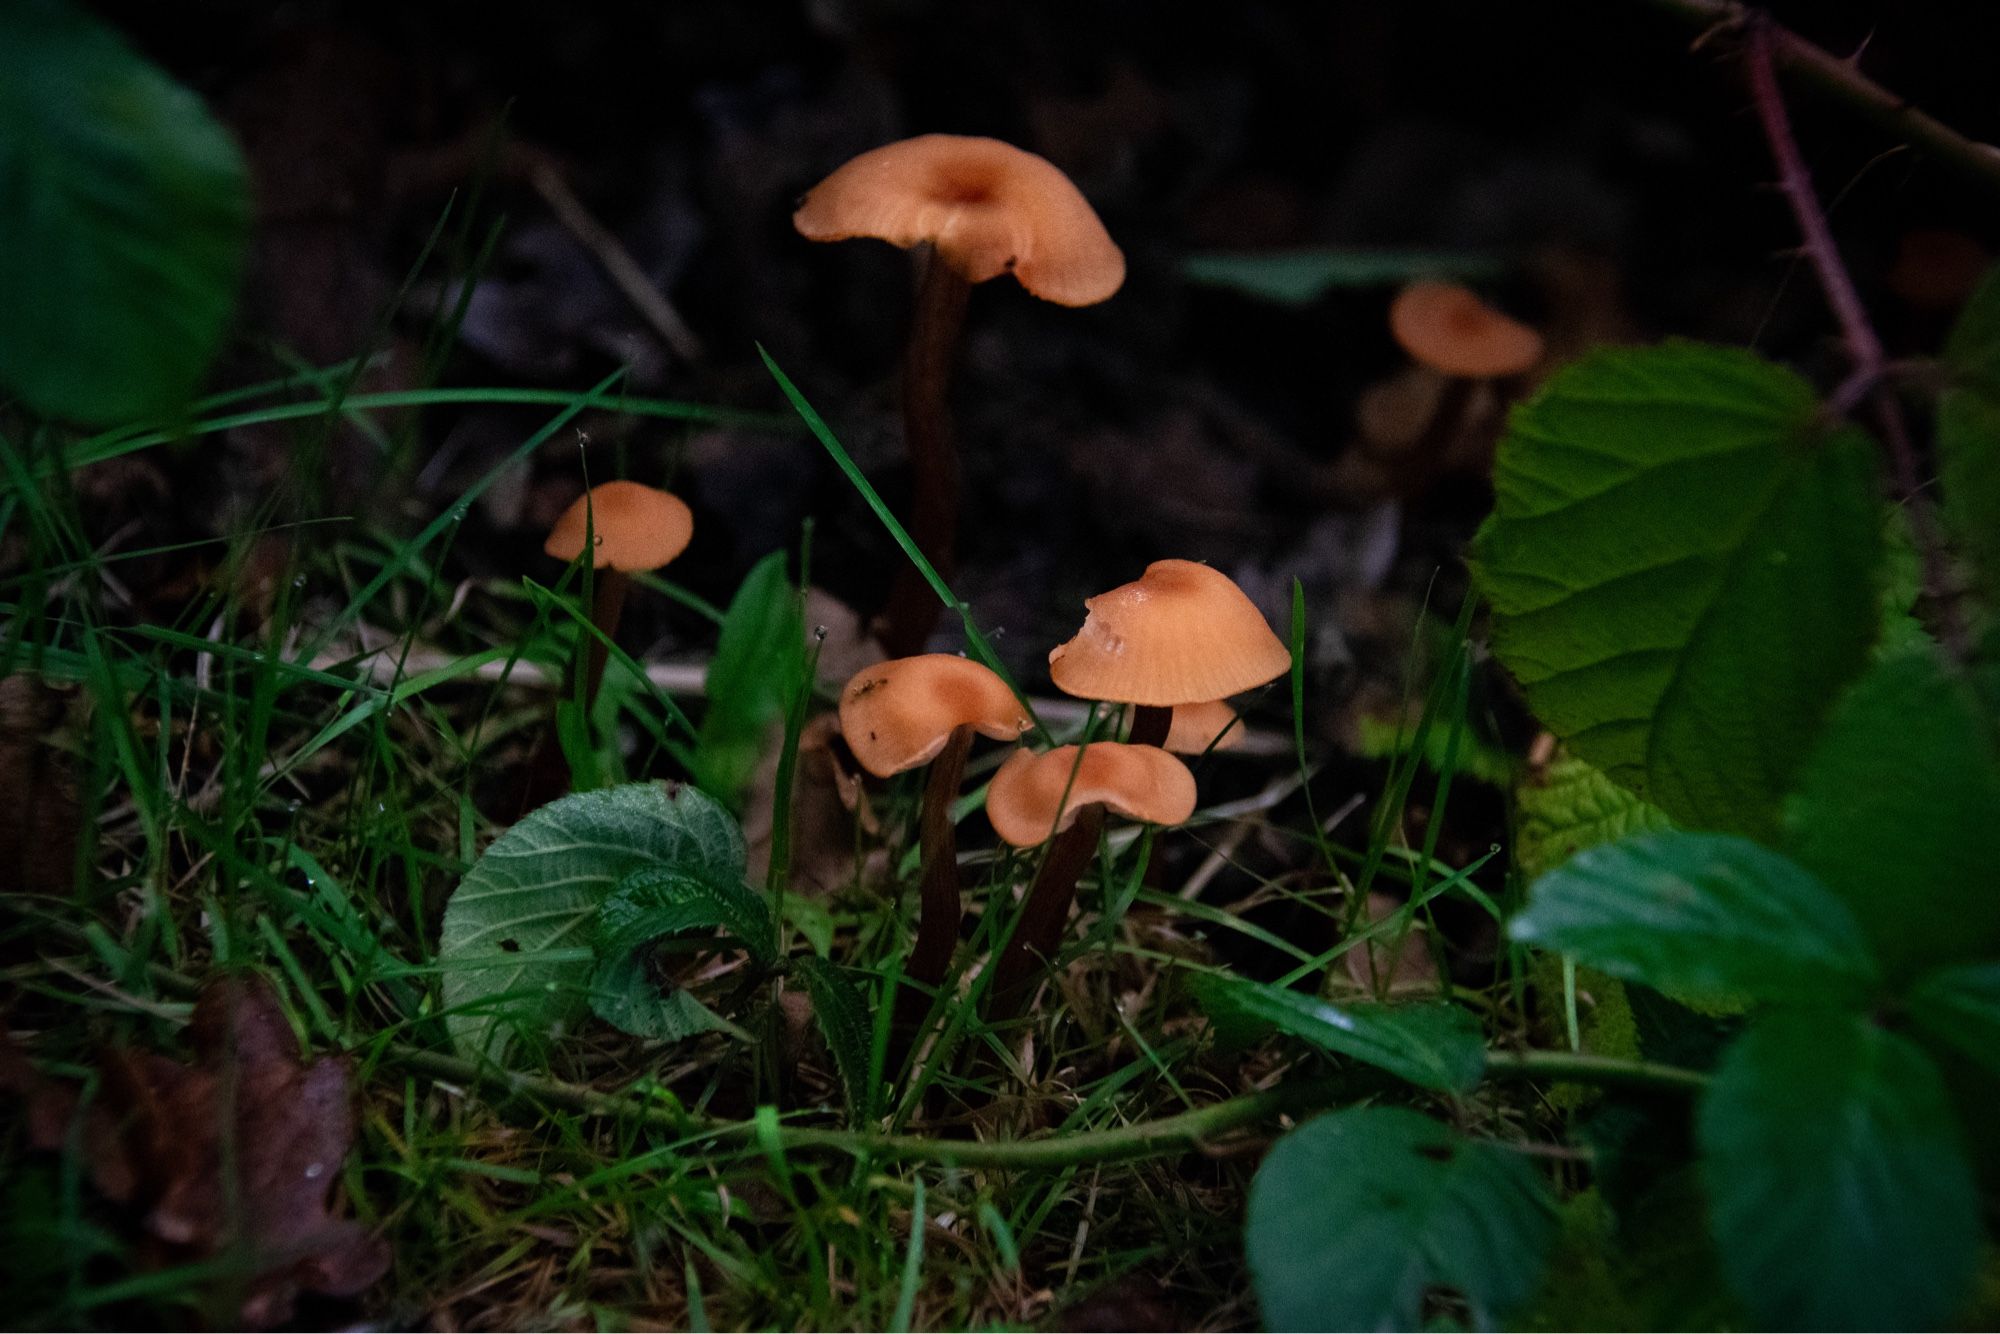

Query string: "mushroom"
[[1163, 699, 1246, 756], [1381, 281, 1544, 473], [1046, 559, 1291, 748], [838, 654, 1032, 1009], [544, 480, 694, 705], [794, 135, 1125, 656], [983, 741, 1196, 1015]]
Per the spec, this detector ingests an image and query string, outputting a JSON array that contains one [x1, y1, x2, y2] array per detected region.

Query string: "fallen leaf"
[[2, 973, 388, 1325]]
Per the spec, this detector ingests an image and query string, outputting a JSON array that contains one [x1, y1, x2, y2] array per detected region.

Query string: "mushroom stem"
[[582, 567, 632, 707], [986, 802, 1106, 1020], [1405, 375, 1474, 467], [1127, 705, 1172, 749], [879, 249, 972, 657], [907, 723, 974, 1002]]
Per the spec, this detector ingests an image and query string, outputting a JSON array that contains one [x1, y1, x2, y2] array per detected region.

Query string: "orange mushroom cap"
[[793, 135, 1126, 307], [839, 654, 1033, 779], [1164, 699, 1245, 755], [985, 743, 1196, 847], [1388, 281, 1544, 378], [544, 481, 694, 572], [1047, 560, 1291, 707]]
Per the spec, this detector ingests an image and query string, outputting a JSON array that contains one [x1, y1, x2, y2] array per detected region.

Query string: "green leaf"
[[1192, 974, 1485, 1091], [1784, 648, 2000, 979], [1514, 750, 1673, 882], [792, 956, 878, 1122], [1470, 342, 1883, 838], [690, 552, 806, 805], [1936, 262, 2000, 604], [1698, 1010, 1981, 1331], [587, 866, 775, 1041], [0, 0, 249, 423], [439, 783, 747, 1063], [1908, 963, 2000, 1079], [1181, 247, 1500, 305], [1510, 831, 1879, 1007], [1247, 1107, 1556, 1332], [586, 950, 747, 1044]]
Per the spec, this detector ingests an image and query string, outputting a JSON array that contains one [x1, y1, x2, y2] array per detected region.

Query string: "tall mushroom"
[[794, 135, 1125, 656], [984, 741, 1196, 1014], [838, 654, 1033, 1009], [544, 480, 694, 706], [1047, 559, 1292, 749]]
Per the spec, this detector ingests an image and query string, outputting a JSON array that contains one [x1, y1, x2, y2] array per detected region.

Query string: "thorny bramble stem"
[[1744, 18, 1966, 658]]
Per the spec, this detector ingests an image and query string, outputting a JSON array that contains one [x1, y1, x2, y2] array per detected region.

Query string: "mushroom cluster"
[[836, 559, 1289, 1027]]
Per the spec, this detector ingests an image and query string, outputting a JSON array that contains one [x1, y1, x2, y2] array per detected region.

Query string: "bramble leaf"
[[1513, 750, 1672, 882], [1247, 1107, 1556, 1332], [792, 956, 879, 1122], [1939, 264, 2000, 601], [691, 552, 806, 807], [1193, 973, 1485, 1092], [1907, 962, 2000, 1079], [1698, 1010, 1980, 1331], [1471, 342, 1882, 838]]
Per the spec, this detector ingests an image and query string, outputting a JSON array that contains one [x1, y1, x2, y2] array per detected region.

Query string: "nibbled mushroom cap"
[[838, 654, 1033, 778], [1047, 560, 1292, 707], [1388, 281, 1544, 378], [544, 481, 694, 572], [1164, 699, 1245, 755], [793, 135, 1126, 307], [985, 743, 1197, 847]]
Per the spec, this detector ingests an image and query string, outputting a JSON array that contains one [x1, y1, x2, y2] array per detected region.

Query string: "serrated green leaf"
[[1936, 378, 2000, 602], [1698, 1010, 1981, 1331], [1195, 973, 1485, 1091], [0, 0, 249, 423], [1181, 247, 1501, 305], [1514, 751, 1673, 882], [690, 551, 805, 806], [586, 950, 747, 1044], [1784, 648, 2000, 980], [596, 866, 776, 966], [439, 783, 747, 1064], [1510, 832, 1879, 1006], [1908, 963, 2000, 1079], [1247, 1107, 1556, 1332], [792, 956, 878, 1121], [1471, 341, 1883, 838]]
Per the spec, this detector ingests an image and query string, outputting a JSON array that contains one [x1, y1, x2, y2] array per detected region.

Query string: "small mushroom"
[[983, 742, 1196, 1015], [795, 135, 1124, 656], [838, 655, 1032, 1011], [544, 480, 693, 705], [1047, 559, 1291, 747], [1382, 281, 1544, 476]]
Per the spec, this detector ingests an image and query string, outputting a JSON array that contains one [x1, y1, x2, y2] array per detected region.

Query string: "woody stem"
[[879, 249, 971, 658]]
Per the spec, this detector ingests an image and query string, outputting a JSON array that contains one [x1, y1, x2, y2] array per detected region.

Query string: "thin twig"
[[1643, 0, 2000, 201]]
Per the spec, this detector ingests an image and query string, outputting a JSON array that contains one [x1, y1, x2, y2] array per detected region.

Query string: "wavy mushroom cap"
[[839, 654, 1033, 778], [544, 481, 694, 572], [793, 135, 1126, 307], [1047, 559, 1291, 707], [1164, 699, 1245, 755], [986, 743, 1197, 847], [1388, 281, 1544, 378]]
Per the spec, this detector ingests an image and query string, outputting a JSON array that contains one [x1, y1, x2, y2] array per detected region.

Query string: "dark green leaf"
[[1907, 963, 2000, 1078], [1698, 1010, 1981, 1331], [1470, 342, 1883, 838], [1937, 387, 2000, 607], [1785, 648, 2000, 979], [1514, 750, 1673, 882], [1510, 832, 1879, 1006], [690, 551, 805, 805], [596, 866, 776, 966], [438, 783, 747, 1063], [1181, 248, 1500, 305], [1247, 1107, 1556, 1332], [586, 950, 746, 1044], [792, 956, 879, 1122], [0, 0, 249, 422], [1193, 974, 1485, 1091]]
